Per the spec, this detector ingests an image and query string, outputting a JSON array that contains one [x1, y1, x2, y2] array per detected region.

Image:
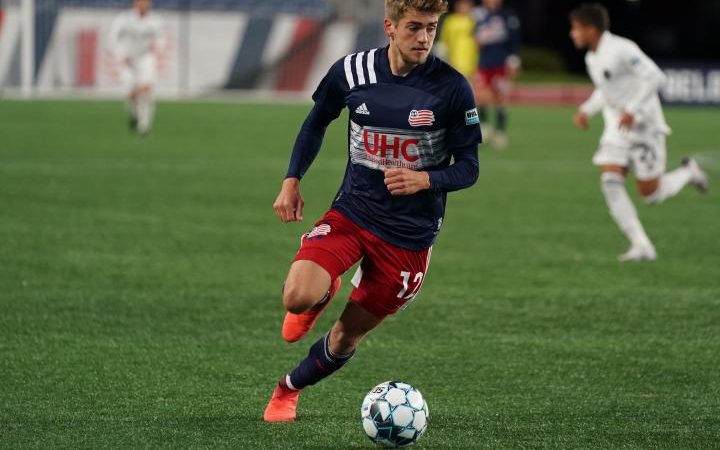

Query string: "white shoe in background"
[[682, 158, 710, 193], [492, 132, 508, 150], [618, 243, 657, 262]]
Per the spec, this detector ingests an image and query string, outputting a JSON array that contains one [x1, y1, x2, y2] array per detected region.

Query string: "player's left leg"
[[264, 301, 384, 423], [599, 165, 656, 262], [474, 69, 493, 140], [631, 134, 709, 204], [135, 84, 155, 135], [134, 55, 157, 135], [637, 161, 709, 204], [491, 73, 513, 150]]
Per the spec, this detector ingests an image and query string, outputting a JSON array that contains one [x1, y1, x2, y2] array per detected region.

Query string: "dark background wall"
[[451, 0, 720, 72]]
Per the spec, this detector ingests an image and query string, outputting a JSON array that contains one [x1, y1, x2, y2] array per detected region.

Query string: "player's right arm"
[[108, 13, 128, 63], [575, 88, 604, 130], [273, 62, 346, 223], [150, 16, 168, 56]]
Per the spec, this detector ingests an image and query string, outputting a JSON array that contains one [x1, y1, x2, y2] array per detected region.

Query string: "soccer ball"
[[360, 381, 429, 448]]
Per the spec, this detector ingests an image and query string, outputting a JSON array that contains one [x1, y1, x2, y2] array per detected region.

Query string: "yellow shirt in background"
[[438, 13, 478, 79]]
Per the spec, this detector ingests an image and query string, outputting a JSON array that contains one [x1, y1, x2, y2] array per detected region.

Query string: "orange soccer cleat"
[[281, 278, 342, 343], [263, 379, 301, 423]]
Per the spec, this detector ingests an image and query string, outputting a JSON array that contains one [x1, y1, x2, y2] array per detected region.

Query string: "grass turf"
[[1, 99, 719, 449]]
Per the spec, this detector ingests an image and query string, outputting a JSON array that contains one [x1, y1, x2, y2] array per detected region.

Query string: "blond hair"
[[385, 0, 448, 22]]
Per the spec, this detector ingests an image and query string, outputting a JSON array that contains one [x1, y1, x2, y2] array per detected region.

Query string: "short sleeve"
[[445, 79, 483, 150]]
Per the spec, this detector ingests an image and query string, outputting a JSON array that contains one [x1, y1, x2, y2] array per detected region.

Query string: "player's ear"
[[384, 18, 395, 40]]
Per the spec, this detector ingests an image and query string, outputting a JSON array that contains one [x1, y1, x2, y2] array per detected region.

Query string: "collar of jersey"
[[593, 31, 612, 54], [377, 45, 435, 82]]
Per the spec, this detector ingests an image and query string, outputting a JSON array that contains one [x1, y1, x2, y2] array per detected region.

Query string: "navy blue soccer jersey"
[[286, 46, 482, 251], [474, 7, 521, 69]]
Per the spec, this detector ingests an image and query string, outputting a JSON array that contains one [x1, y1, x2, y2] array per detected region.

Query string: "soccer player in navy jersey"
[[263, 0, 482, 423], [474, 0, 521, 149]]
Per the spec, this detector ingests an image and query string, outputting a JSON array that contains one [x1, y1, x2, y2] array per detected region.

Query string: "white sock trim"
[[285, 374, 298, 391]]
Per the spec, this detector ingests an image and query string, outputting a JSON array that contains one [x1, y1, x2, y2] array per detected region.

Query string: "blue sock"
[[477, 106, 488, 123], [287, 333, 354, 390], [496, 107, 508, 132]]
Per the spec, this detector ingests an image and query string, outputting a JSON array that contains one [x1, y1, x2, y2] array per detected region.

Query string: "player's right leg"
[[126, 96, 138, 132], [278, 210, 363, 343], [281, 260, 342, 343], [120, 65, 138, 132], [599, 165, 656, 261], [593, 139, 656, 261]]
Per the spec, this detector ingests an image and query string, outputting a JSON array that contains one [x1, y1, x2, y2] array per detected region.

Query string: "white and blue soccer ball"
[[360, 381, 429, 448]]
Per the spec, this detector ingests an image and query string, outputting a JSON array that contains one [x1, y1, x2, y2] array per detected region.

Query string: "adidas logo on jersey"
[[355, 103, 370, 115]]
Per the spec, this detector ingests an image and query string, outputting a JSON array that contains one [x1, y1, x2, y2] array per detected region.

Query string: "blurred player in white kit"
[[570, 3, 709, 262], [109, 0, 165, 135]]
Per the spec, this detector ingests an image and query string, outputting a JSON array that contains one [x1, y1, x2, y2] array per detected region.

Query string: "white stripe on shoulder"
[[366, 48, 377, 84], [355, 51, 366, 85], [343, 54, 355, 89]]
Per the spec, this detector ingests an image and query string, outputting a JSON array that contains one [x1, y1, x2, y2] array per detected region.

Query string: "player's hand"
[[619, 111, 635, 131], [384, 169, 430, 196], [573, 111, 589, 130], [273, 178, 304, 223]]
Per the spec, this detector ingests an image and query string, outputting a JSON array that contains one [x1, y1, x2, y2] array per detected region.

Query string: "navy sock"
[[287, 333, 354, 390], [496, 107, 508, 132], [477, 106, 488, 124]]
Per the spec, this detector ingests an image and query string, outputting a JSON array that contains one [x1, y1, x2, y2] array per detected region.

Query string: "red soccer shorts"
[[475, 66, 511, 93], [293, 209, 432, 319]]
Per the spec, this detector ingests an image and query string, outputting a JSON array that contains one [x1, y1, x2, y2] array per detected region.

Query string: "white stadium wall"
[[2, 1, 718, 105], [0, 2, 377, 97]]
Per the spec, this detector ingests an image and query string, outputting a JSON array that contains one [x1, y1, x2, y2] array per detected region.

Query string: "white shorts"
[[121, 55, 157, 89], [592, 132, 667, 181]]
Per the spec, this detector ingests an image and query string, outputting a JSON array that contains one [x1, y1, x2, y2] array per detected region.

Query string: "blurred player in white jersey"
[[109, 0, 165, 135], [570, 3, 709, 262]]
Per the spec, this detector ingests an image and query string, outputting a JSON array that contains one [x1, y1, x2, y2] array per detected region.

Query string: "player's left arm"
[[384, 147, 478, 196], [386, 82, 481, 196], [620, 43, 667, 129], [151, 17, 168, 55], [107, 14, 128, 63], [505, 11, 522, 76]]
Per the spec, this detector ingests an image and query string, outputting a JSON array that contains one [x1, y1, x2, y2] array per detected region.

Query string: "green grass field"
[[1, 99, 719, 449]]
